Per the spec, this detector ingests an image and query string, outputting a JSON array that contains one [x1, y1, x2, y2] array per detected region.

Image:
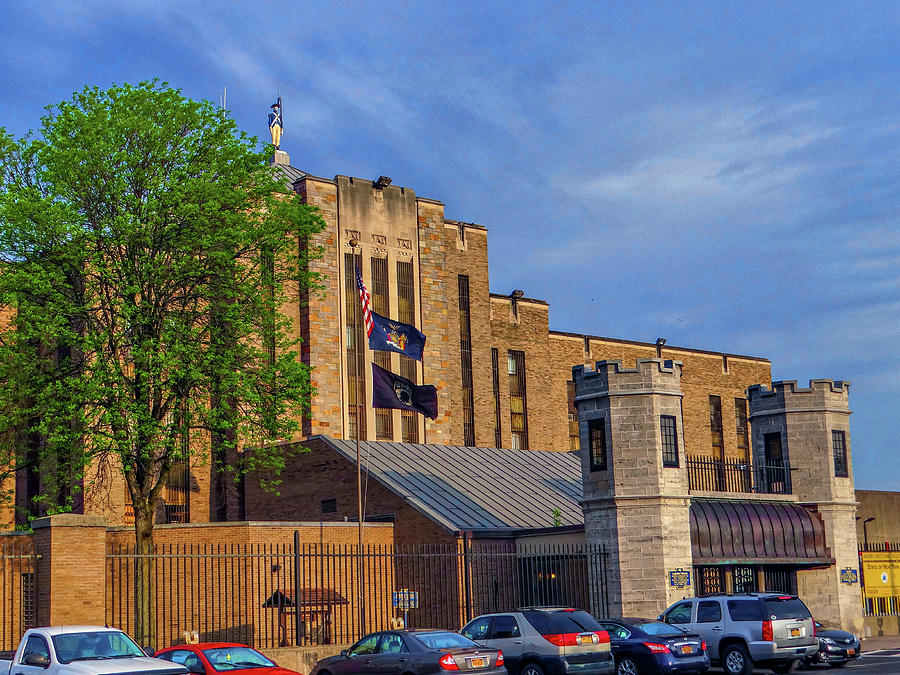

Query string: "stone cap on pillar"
[[748, 379, 851, 416], [31, 513, 108, 529], [573, 358, 684, 399]]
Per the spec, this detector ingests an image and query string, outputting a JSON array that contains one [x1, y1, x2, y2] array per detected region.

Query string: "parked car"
[[799, 622, 861, 669], [0, 626, 187, 675], [659, 593, 818, 675], [460, 606, 615, 675], [595, 618, 708, 675], [155, 643, 299, 675], [309, 629, 505, 675]]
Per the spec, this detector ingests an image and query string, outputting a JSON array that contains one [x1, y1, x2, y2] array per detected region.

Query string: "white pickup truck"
[[0, 627, 188, 675]]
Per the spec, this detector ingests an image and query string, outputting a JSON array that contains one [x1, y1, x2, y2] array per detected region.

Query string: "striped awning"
[[690, 500, 833, 566]]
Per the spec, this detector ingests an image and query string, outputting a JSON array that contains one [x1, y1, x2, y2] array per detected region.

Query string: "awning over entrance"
[[690, 500, 833, 566]]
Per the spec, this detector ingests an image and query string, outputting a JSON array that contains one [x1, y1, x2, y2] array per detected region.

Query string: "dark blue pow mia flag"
[[371, 363, 438, 420]]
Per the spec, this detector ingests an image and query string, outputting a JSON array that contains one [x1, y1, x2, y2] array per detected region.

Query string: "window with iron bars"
[[832, 430, 848, 477], [344, 252, 366, 440], [660, 415, 679, 467], [459, 275, 475, 446], [397, 260, 418, 443], [709, 395, 724, 459], [371, 257, 393, 440], [508, 350, 528, 449], [567, 381, 579, 451], [735, 397, 749, 461], [589, 418, 607, 471], [491, 348, 502, 447]]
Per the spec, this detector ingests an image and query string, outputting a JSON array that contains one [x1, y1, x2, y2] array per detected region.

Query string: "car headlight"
[[819, 637, 836, 645]]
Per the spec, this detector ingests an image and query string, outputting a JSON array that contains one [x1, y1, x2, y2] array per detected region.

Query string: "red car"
[[155, 643, 300, 675]]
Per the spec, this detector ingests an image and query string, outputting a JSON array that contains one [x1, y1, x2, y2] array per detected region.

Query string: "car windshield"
[[763, 598, 811, 620], [523, 610, 603, 633], [636, 622, 684, 635], [202, 647, 275, 671], [52, 631, 145, 663], [416, 632, 476, 650]]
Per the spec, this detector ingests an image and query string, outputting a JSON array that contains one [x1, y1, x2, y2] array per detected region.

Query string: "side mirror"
[[144, 647, 156, 657], [24, 654, 50, 668], [340, 650, 349, 658], [657, 614, 663, 621]]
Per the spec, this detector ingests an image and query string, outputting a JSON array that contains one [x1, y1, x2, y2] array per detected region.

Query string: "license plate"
[[577, 634, 594, 645], [680, 645, 692, 654], [790, 628, 800, 637], [469, 658, 486, 668], [848, 649, 855, 656]]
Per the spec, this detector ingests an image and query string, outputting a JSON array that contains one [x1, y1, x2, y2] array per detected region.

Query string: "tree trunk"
[[133, 503, 155, 648]]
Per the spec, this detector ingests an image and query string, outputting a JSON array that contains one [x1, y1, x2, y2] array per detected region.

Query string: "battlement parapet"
[[748, 379, 851, 415], [573, 359, 684, 399]]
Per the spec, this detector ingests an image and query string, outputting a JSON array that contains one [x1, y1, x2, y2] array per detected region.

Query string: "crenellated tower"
[[574, 359, 693, 618]]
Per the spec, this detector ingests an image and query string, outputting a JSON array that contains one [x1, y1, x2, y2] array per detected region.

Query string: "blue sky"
[[2, 1, 897, 490]]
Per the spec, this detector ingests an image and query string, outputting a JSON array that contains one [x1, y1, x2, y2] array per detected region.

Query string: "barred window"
[[508, 350, 528, 449], [397, 260, 418, 443], [371, 257, 393, 440], [832, 430, 848, 477], [491, 348, 502, 447], [661, 415, 679, 467], [589, 418, 607, 471], [735, 397, 749, 461], [567, 381, 580, 451], [459, 275, 475, 446], [709, 395, 723, 458]]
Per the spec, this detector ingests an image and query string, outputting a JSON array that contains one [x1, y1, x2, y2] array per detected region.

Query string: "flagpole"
[[348, 237, 366, 638]]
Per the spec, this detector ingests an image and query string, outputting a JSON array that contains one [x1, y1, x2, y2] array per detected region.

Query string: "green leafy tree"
[[0, 81, 324, 640]]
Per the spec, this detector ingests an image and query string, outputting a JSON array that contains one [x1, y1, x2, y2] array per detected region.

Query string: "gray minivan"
[[659, 593, 817, 674]]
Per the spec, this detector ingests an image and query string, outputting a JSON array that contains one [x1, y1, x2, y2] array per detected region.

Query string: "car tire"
[[771, 662, 796, 674], [520, 663, 544, 675], [721, 644, 752, 675], [616, 656, 638, 675]]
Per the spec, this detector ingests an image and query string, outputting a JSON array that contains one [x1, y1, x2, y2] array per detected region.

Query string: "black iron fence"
[[686, 455, 792, 494], [0, 537, 39, 652], [106, 536, 608, 650], [859, 541, 900, 617]]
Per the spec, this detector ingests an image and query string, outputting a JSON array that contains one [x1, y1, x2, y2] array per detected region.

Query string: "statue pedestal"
[[270, 149, 291, 166]]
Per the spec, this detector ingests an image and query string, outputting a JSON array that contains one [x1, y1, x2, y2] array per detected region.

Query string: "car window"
[[665, 602, 693, 624], [727, 600, 764, 621], [163, 650, 197, 665], [763, 598, 811, 620], [378, 634, 407, 654], [415, 632, 477, 650], [22, 636, 50, 662], [600, 623, 629, 640], [522, 610, 602, 633], [202, 647, 275, 671], [461, 617, 492, 641], [696, 601, 722, 623], [349, 635, 380, 656], [639, 622, 685, 636], [490, 616, 520, 639]]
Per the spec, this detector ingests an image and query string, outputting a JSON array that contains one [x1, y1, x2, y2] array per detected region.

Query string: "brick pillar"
[[748, 380, 862, 632], [32, 513, 107, 626], [574, 359, 693, 619]]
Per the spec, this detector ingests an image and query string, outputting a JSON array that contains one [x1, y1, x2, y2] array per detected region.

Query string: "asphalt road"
[[704, 648, 900, 673]]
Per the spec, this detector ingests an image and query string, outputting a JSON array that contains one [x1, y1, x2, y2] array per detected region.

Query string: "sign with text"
[[861, 551, 900, 598], [392, 588, 419, 611], [840, 568, 858, 584], [669, 568, 691, 589]]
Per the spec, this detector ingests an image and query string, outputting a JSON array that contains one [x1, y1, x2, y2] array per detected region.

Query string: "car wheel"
[[616, 656, 638, 675], [520, 663, 545, 675], [771, 662, 796, 674], [721, 644, 752, 675], [829, 661, 848, 668]]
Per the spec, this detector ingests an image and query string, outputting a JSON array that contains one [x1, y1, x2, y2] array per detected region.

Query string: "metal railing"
[[0, 537, 39, 652], [686, 455, 792, 494], [106, 535, 609, 649]]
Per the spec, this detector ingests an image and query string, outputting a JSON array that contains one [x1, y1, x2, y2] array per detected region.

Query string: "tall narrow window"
[[459, 275, 475, 446], [832, 430, 848, 477], [567, 381, 580, 451], [165, 461, 190, 523], [371, 257, 393, 440], [708, 395, 724, 459], [661, 415, 679, 467], [397, 261, 418, 443], [344, 252, 366, 440], [491, 348, 502, 447], [734, 398, 749, 461], [508, 350, 528, 449], [588, 418, 607, 471]]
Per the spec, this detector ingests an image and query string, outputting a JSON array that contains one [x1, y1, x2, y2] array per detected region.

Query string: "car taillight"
[[439, 654, 459, 670], [762, 619, 773, 641], [643, 643, 671, 654], [701, 641, 707, 652], [813, 620, 817, 637], [542, 633, 578, 646], [496, 651, 504, 667]]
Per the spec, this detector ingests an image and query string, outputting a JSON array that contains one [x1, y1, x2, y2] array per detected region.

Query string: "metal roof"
[[272, 163, 308, 185], [311, 436, 584, 534]]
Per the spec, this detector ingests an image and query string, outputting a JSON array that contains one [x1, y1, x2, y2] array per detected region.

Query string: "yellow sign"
[[861, 551, 900, 598]]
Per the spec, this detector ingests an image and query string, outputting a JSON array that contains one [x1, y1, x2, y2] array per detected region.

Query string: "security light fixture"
[[656, 337, 667, 358], [374, 175, 392, 189], [510, 289, 525, 298]]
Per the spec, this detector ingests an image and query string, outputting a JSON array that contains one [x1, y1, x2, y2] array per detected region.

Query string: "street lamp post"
[[863, 516, 876, 549]]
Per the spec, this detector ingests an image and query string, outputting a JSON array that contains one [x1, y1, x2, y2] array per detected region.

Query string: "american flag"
[[355, 264, 374, 337]]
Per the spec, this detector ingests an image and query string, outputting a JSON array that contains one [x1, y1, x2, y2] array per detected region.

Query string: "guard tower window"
[[588, 418, 607, 472], [661, 415, 679, 467], [832, 430, 848, 477]]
